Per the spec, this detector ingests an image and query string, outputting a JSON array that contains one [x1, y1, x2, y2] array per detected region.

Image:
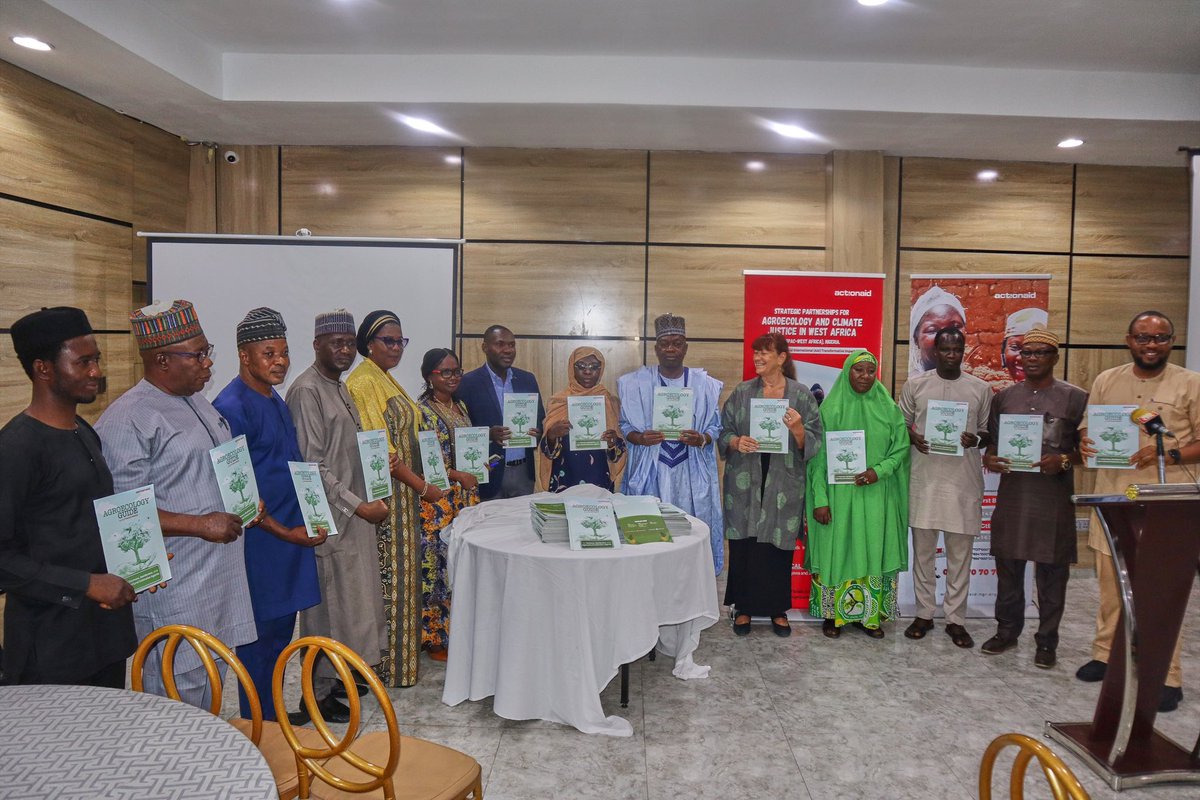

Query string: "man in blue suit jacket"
[[457, 325, 545, 500]]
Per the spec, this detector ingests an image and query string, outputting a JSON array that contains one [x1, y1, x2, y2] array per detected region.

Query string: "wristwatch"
[[1168, 448, 1182, 465], [1059, 454, 1072, 472]]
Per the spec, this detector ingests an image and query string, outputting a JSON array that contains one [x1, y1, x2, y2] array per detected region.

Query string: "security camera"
[[223, 150, 240, 164]]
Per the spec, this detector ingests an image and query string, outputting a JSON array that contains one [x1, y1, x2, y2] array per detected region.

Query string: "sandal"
[[945, 623, 975, 649], [822, 619, 841, 638], [855, 621, 885, 639], [733, 614, 751, 637], [904, 618, 934, 640]]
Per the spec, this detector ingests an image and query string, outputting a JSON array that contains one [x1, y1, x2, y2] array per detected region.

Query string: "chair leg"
[[619, 663, 630, 708], [648, 649, 656, 662]]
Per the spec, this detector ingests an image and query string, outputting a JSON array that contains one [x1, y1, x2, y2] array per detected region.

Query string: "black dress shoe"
[[771, 617, 792, 637], [287, 694, 352, 725], [903, 618, 934, 640], [980, 634, 1018, 655], [945, 624, 974, 649], [1159, 686, 1183, 713], [1034, 647, 1057, 669], [331, 681, 369, 699], [1075, 659, 1107, 682]]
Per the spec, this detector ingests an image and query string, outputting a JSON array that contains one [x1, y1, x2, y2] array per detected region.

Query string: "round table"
[[440, 485, 720, 736], [0, 684, 277, 799]]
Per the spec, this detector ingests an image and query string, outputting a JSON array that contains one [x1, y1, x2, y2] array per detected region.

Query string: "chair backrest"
[[273, 635, 401, 798], [130, 623, 263, 745], [979, 733, 1090, 800]]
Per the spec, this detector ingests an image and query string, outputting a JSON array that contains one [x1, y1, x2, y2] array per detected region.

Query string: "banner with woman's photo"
[[898, 273, 1052, 619]]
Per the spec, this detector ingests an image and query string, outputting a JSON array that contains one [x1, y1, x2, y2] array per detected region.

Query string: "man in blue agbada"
[[805, 350, 910, 639], [214, 307, 323, 721]]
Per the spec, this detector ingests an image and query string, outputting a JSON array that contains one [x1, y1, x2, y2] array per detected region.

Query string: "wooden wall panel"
[[187, 146, 218, 233], [681, 341, 746, 409], [900, 159, 1073, 253], [130, 123, 190, 282], [1065, 346, 1188, 394], [456, 337, 557, 401], [0, 198, 132, 329], [463, 148, 646, 241], [461, 243, 644, 338], [217, 145, 279, 235], [645, 247, 826, 340], [281, 146, 461, 238], [0, 61, 133, 222], [0, 333, 135, 425], [1074, 166, 1190, 256], [825, 150, 885, 273], [1068, 256, 1189, 345], [648, 152, 825, 246]]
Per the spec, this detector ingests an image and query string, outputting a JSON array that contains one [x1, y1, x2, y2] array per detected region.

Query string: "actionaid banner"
[[742, 270, 886, 616], [898, 273, 1052, 619]]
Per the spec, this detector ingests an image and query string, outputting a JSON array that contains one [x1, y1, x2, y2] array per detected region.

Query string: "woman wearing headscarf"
[[415, 347, 479, 660], [908, 286, 966, 378], [538, 347, 627, 491], [345, 310, 435, 687], [806, 350, 910, 639], [719, 332, 822, 637]]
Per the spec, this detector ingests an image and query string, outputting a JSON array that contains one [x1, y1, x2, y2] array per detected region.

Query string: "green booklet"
[[454, 426, 490, 484], [417, 429, 450, 490], [94, 484, 172, 593], [997, 414, 1043, 472], [749, 398, 790, 454], [924, 399, 969, 457], [208, 435, 261, 524], [502, 393, 539, 448], [825, 429, 867, 484], [651, 386, 694, 441], [288, 461, 339, 538], [355, 429, 392, 501], [611, 495, 673, 544], [1087, 405, 1138, 469], [567, 395, 606, 451], [564, 499, 622, 550]]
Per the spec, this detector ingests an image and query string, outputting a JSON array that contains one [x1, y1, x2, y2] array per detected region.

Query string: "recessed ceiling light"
[[764, 121, 818, 140], [444, 155, 462, 165], [977, 169, 999, 182], [1057, 138, 1085, 149], [12, 36, 53, 51], [858, 0, 889, 6], [396, 114, 452, 136], [746, 161, 766, 172]]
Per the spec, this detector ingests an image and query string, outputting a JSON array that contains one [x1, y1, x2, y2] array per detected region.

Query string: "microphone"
[[1131, 407, 1173, 437]]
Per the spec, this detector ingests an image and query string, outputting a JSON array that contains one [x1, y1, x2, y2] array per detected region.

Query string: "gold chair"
[[273, 635, 483, 800], [130, 624, 327, 800], [979, 733, 1090, 800]]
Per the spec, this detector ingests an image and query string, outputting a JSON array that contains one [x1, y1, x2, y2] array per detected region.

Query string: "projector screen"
[[147, 236, 458, 401]]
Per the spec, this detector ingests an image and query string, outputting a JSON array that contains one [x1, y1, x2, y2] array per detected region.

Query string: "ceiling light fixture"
[[444, 155, 462, 165], [746, 161, 766, 172], [977, 169, 999, 182], [858, 0, 889, 6], [1057, 138, 1085, 149], [764, 121, 818, 140], [396, 114, 452, 136], [12, 36, 53, 51]]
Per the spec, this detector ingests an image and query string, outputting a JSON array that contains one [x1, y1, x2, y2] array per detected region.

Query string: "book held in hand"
[[356, 429, 392, 501], [997, 414, 1044, 472], [417, 429, 451, 490], [825, 430, 867, 485], [288, 461, 339, 538], [924, 400, 969, 457], [1086, 405, 1138, 470], [209, 435, 260, 524], [749, 398, 790, 454], [567, 395, 607, 451], [94, 484, 172, 592], [652, 386, 695, 442], [502, 393, 539, 448], [454, 426, 490, 484]]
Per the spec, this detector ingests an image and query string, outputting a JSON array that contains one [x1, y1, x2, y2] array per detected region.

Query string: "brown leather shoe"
[[822, 619, 841, 638], [945, 623, 974, 649], [904, 617, 934, 640]]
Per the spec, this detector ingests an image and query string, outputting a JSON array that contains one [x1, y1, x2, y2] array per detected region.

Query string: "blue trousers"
[[237, 612, 296, 721]]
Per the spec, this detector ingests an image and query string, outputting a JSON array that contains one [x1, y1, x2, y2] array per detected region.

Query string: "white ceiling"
[[2, 0, 1198, 165]]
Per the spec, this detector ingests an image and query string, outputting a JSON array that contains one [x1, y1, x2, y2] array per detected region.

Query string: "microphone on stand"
[[1130, 407, 1173, 438]]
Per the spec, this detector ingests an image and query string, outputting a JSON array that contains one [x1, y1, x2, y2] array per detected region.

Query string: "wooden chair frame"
[[979, 733, 1090, 800]]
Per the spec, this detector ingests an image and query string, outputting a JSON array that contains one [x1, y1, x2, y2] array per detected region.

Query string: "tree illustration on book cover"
[[426, 450, 441, 472], [463, 446, 483, 470], [511, 411, 531, 433], [661, 405, 685, 430], [1008, 433, 1033, 457], [229, 469, 249, 502], [836, 449, 857, 473], [1099, 427, 1128, 452], [117, 523, 152, 565], [758, 416, 781, 441], [581, 516, 608, 539], [577, 414, 599, 437], [934, 419, 956, 442], [303, 486, 329, 536], [369, 453, 385, 480]]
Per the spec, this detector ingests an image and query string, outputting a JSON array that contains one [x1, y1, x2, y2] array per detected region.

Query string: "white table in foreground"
[[0, 684, 277, 800], [441, 486, 720, 736]]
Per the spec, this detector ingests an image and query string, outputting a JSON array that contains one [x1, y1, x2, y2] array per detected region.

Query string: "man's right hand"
[[86, 573, 136, 610], [489, 425, 511, 444], [1079, 435, 1098, 461], [356, 499, 389, 524], [908, 425, 930, 454], [196, 512, 245, 543]]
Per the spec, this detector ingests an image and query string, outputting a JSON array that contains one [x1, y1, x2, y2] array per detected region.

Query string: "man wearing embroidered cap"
[[1001, 307, 1049, 384], [213, 307, 322, 722], [981, 325, 1087, 669], [617, 313, 725, 573], [0, 307, 137, 687], [97, 300, 257, 708], [285, 309, 389, 723]]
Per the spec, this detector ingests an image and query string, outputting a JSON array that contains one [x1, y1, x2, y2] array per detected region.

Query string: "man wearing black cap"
[[0, 307, 137, 687]]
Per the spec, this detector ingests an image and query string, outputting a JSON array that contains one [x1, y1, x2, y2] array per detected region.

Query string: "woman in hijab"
[[345, 310, 434, 687], [806, 350, 910, 639], [538, 347, 627, 491], [908, 286, 966, 378]]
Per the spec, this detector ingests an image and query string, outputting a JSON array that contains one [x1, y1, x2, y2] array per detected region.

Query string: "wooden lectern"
[[1046, 484, 1200, 791]]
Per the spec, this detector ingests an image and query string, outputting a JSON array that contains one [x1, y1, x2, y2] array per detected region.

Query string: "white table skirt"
[[440, 485, 720, 736]]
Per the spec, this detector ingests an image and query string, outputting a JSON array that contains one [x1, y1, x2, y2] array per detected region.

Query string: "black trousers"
[[994, 557, 1070, 650]]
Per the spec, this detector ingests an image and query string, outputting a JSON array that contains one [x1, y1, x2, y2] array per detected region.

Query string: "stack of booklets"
[[530, 500, 569, 543], [656, 501, 692, 539], [530, 495, 692, 547]]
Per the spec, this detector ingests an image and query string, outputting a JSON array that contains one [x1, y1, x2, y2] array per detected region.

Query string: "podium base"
[[1046, 721, 1200, 791]]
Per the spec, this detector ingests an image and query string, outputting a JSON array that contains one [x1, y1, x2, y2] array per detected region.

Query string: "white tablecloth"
[[440, 485, 720, 736], [0, 684, 277, 799]]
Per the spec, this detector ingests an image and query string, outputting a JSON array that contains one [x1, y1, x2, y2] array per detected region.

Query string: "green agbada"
[[805, 350, 910, 589]]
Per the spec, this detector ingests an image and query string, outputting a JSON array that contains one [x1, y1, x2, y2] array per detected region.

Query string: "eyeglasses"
[[1018, 348, 1056, 360], [1131, 333, 1173, 345], [431, 368, 463, 378], [374, 336, 409, 349], [574, 361, 602, 373], [326, 337, 357, 351], [161, 344, 215, 362]]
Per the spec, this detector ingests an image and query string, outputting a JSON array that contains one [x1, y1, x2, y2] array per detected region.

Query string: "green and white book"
[[825, 430, 867, 484], [997, 414, 1044, 472], [454, 426, 490, 484], [564, 499, 622, 551], [924, 400, 969, 457], [611, 495, 673, 544], [417, 429, 451, 490], [356, 429, 392, 501], [1087, 405, 1139, 470], [288, 461, 339, 538], [749, 398, 790, 454], [652, 386, 695, 441], [502, 393, 539, 448], [567, 395, 607, 451], [209, 435, 261, 524], [94, 484, 172, 593]]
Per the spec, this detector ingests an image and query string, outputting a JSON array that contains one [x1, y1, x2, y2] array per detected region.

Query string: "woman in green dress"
[[805, 350, 910, 639]]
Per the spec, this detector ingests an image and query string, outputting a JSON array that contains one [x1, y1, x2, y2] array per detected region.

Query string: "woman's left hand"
[[783, 406, 804, 432], [449, 469, 478, 490], [601, 429, 622, 446], [854, 468, 878, 486]]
